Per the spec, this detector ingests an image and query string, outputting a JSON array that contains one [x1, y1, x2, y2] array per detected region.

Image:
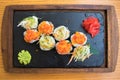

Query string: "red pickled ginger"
[[82, 16, 100, 38]]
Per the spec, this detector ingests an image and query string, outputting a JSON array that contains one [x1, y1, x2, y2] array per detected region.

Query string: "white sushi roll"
[[53, 26, 70, 41], [17, 16, 38, 29], [39, 35, 55, 51], [71, 32, 87, 47]]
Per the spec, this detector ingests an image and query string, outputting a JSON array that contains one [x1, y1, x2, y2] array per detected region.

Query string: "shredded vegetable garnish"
[[18, 50, 32, 65], [67, 45, 92, 65]]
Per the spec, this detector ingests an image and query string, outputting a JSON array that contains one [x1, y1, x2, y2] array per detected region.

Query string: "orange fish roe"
[[71, 32, 87, 45], [24, 30, 40, 43], [56, 40, 72, 55], [38, 21, 54, 35]]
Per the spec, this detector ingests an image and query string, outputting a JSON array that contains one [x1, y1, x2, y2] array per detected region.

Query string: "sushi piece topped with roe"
[[56, 40, 72, 55], [24, 29, 40, 43], [71, 32, 87, 47], [38, 21, 54, 35]]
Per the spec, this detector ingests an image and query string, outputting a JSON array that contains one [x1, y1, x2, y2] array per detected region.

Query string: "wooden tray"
[[1, 5, 119, 73]]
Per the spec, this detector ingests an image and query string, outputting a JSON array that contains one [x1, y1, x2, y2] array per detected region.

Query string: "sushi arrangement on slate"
[[2, 5, 118, 73], [17, 15, 101, 66]]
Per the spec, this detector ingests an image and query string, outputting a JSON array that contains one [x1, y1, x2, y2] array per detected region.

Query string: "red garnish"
[[82, 16, 100, 38]]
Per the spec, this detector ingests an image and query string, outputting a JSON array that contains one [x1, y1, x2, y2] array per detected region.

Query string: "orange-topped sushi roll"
[[71, 32, 87, 47], [38, 21, 54, 35], [56, 40, 72, 55], [24, 30, 40, 43]]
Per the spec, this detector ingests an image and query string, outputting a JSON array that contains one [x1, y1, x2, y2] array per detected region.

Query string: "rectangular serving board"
[[1, 5, 119, 73]]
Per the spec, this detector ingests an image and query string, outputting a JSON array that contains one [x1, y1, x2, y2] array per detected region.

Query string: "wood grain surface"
[[0, 0, 120, 80]]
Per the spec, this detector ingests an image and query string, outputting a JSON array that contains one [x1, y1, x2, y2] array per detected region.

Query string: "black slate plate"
[[13, 11, 106, 68]]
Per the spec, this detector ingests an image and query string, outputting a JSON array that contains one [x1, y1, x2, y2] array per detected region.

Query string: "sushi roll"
[[39, 35, 55, 51], [38, 21, 54, 35], [56, 40, 72, 55], [53, 26, 70, 41], [17, 16, 38, 29], [24, 30, 40, 43], [71, 32, 87, 47], [67, 45, 92, 65]]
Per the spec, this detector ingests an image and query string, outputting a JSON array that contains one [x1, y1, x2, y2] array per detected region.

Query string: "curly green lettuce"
[[18, 50, 32, 65]]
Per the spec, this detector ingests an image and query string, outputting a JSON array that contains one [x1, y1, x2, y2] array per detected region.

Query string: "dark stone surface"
[[13, 11, 106, 68]]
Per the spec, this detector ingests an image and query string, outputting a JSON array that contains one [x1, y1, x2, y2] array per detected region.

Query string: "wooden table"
[[0, 0, 120, 80]]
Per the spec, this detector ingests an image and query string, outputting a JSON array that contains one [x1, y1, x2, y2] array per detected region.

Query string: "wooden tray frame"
[[1, 5, 119, 73]]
